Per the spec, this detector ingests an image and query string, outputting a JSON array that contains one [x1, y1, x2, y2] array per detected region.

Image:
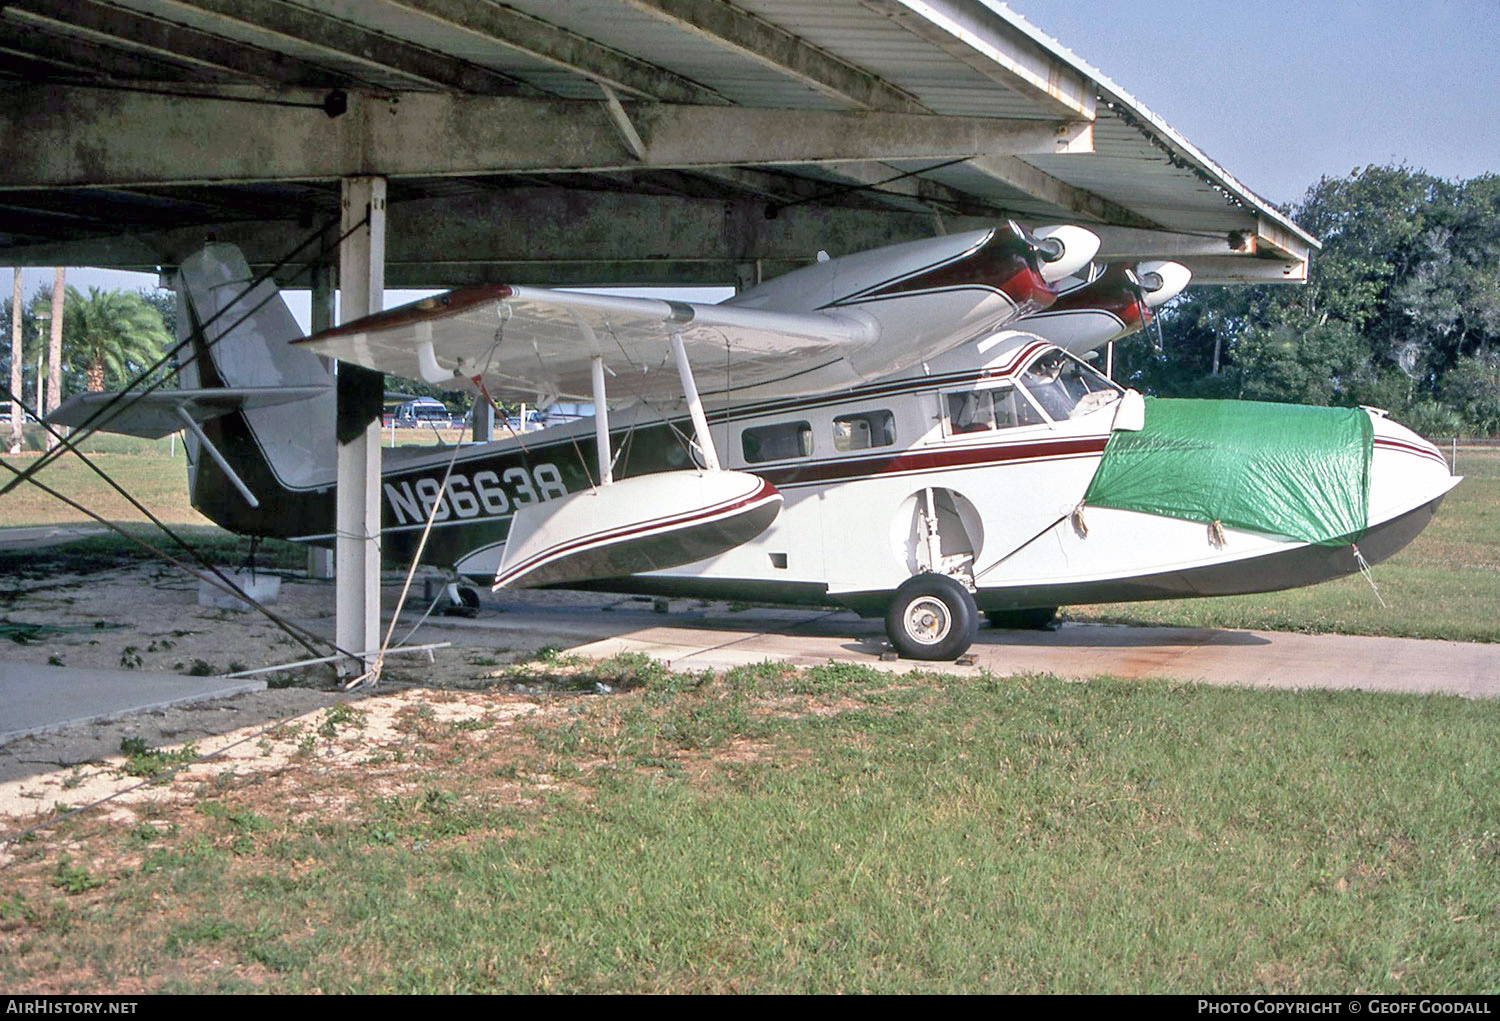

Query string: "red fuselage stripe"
[[496, 479, 782, 584]]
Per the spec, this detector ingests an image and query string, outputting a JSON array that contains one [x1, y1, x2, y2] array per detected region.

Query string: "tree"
[[58, 286, 171, 393], [45, 268, 64, 451], [8, 269, 21, 453], [1136, 165, 1500, 435]]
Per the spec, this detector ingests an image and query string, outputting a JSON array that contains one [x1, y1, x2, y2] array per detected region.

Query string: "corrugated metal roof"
[[0, 0, 1315, 283]]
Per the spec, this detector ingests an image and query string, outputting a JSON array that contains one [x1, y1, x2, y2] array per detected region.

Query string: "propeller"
[[1026, 224, 1101, 283], [1133, 260, 1192, 308]]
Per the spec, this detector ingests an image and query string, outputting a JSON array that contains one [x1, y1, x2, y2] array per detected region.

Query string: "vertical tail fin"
[[175, 244, 337, 536]]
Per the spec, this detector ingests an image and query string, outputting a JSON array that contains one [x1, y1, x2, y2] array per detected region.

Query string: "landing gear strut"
[[425, 577, 481, 618], [885, 573, 978, 661]]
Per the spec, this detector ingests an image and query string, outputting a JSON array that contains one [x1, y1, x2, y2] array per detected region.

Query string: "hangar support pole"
[[308, 261, 336, 581], [335, 177, 386, 677]]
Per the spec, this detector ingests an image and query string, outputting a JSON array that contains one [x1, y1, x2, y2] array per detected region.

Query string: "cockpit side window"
[[944, 386, 1044, 435], [1020, 351, 1122, 421], [741, 420, 813, 463]]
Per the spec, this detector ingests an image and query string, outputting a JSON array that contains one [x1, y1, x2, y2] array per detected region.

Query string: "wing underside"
[[294, 286, 874, 407]]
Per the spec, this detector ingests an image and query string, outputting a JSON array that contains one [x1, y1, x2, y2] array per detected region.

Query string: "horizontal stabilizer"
[[45, 386, 330, 439]]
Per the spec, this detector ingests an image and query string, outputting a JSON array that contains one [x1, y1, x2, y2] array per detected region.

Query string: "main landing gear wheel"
[[885, 573, 978, 661]]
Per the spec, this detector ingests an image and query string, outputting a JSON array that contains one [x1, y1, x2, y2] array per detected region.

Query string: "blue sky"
[[1014, 0, 1500, 206], [9, 0, 1497, 313]]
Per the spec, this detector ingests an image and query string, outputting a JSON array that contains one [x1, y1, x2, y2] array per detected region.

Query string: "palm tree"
[[58, 286, 171, 393]]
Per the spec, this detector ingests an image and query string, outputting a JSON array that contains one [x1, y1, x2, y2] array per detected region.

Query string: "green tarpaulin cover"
[[1082, 398, 1372, 546]]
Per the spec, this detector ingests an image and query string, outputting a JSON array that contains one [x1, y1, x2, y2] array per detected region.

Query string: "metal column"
[[472, 398, 494, 443], [308, 261, 336, 580], [335, 177, 386, 676]]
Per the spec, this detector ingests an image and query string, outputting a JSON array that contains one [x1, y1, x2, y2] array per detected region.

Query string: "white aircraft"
[[48, 226, 1459, 660]]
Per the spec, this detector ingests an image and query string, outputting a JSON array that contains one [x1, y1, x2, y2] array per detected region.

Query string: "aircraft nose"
[[1365, 411, 1462, 526]]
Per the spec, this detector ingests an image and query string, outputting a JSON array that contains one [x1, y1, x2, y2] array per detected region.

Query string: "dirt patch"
[[0, 686, 561, 856]]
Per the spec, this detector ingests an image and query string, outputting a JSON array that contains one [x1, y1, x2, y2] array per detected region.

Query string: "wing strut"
[[590, 355, 613, 486], [671, 332, 720, 472]]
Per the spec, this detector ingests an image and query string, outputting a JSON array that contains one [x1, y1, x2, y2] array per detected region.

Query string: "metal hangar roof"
[[0, 0, 1316, 288]]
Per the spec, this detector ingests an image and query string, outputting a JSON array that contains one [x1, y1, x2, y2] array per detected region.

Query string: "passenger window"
[[741, 421, 813, 463], [945, 387, 1043, 434], [832, 410, 895, 452]]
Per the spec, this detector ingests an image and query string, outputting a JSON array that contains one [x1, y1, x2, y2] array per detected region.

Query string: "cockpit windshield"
[[1019, 350, 1122, 421]]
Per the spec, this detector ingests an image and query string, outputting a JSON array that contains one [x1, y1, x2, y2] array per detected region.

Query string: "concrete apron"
[[559, 614, 1500, 699], [0, 660, 267, 745]]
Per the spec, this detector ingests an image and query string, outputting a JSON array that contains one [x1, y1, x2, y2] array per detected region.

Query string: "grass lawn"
[[3, 660, 1498, 993]]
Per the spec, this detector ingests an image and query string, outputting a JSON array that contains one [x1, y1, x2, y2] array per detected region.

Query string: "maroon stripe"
[[755, 435, 1109, 487], [296, 283, 514, 344], [497, 479, 782, 583], [1374, 437, 1448, 465], [829, 230, 1057, 313], [1042, 264, 1148, 328]]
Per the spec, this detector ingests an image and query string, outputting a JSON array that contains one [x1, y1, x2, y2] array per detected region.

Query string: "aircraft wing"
[[46, 386, 331, 439], [293, 285, 876, 406]]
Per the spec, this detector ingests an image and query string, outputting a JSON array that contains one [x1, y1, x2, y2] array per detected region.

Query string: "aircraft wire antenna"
[[601, 321, 703, 474], [1350, 543, 1389, 609], [1, 210, 363, 498], [529, 338, 598, 492], [348, 386, 480, 691], [971, 510, 1075, 583], [467, 317, 532, 455], [0, 384, 340, 665]]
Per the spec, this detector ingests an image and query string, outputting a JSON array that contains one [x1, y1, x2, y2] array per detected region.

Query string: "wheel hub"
[[904, 595, 952, 645]]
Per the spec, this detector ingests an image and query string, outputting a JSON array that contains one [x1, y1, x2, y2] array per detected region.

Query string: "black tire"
[[441, 585, 481, 618], [984, 606, 1059, 631], [885, 574, 978, 661]]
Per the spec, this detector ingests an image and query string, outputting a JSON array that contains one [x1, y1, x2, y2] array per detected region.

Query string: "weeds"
[[118, 736, 198, 779], [51, 856, 105, 895]]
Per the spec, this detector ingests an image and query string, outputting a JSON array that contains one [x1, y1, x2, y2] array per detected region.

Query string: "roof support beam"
[[155, 0, 531, 94], [0, 21, 224, 83], [599, 84, 648, 162], [0, 188, 991, 285], [9, 188, 1325, 285], [1176, 255, 1308, 285], [2, 0, 350, 88], [1082, 225, 1258, 261], [859, 0, 1096, 121], [0, 88, 1093, 188], [383, 0, 725, 104], [969, 154, 1158, 228], [616, 0, 925, 112]]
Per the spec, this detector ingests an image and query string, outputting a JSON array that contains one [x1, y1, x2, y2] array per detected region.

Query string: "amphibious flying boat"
[[48, 227, 1460, 661]]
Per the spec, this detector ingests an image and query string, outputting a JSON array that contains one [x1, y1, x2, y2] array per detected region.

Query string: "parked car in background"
[[393, 397, 453, 428]]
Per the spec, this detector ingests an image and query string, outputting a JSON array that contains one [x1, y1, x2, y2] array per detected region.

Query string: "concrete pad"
[[0, 660, 267, 745], [521, 608, 1500, 699], [0, 525, 107, 551]]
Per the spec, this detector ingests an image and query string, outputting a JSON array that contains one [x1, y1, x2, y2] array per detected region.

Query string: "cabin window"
[[1020, 351, 1122, 421], [945, 386, 1044, 434], [741, 420, 813, 463], [832, 410, 895, 452]]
